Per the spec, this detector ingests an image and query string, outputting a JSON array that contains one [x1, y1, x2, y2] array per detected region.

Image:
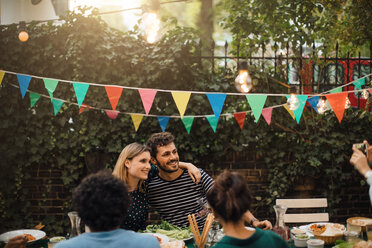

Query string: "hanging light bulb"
[[317, 98, 328, 114], [361, 89, 370, 100], [235, 61, 253, 93], [286, 93, 300, 111], [142, 0, 161, 44], [345, 97, 351, 109], [18, 21, 29, 42]]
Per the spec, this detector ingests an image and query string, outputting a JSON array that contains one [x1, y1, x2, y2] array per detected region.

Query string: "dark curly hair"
[[146, 132, 175, 158], [206, 170, 252, 223], [72, 170, 130, 232]]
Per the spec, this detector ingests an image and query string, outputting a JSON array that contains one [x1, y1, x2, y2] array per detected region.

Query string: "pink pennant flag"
[[369, 89, 372, 95], [262, 108, 273, 125], [105, 110, 119, 120], [326, 92, 348, 123], [233, 112, 246, 129], [105, 86, 123, 111], [138, 89, 157, 115]]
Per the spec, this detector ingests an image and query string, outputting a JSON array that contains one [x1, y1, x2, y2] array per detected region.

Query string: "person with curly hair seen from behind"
[[55, 170, 160, 248], [207, 171, 289, 248]]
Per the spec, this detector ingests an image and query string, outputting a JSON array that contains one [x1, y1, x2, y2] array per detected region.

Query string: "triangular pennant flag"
[[326, 92, 348, 123], [105, 86, 123, 111], [139, 89, 157, 115], [233, 112, 246, 129], [330, 87, 342, 94], [285, 95, 308, 124], [0, 70, 5, 85], [245, 95, 267, 122], [29, 92, 40, 108], [17, 74, 32, 99], [43, 78, 59, 98], [283, 104, 295, 120], [369, 89, 372, 95], [51, 99, 64, 116], [307, 96, 320, 113], [182, 117, 194, 134], [206, 94, 226, 119], [130, 114, 143, 132], [206, 115, 219, 133], [157, 116, 170, 132], [72, 82, 89, 108], [171, 92, 191, 118], [262, 108, 273, 125], [105, 110, 119, 120], [353, 78, 365, 89], [79, 104, 89, 115]]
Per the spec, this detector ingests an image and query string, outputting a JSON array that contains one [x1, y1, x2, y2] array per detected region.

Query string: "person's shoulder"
[[127, 232, 161, 247], [260, 229, 289, 247], [54, 237, 77, 248]]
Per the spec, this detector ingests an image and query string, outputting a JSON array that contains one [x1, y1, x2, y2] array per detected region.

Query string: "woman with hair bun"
[[207, 171, 289, 248]]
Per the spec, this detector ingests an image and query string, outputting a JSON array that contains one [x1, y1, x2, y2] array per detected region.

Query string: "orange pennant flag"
[[79, 104, 92, 114], [233, 112, 246, 129], [105, 86, 123, 111], [326, 92, 348, 123]]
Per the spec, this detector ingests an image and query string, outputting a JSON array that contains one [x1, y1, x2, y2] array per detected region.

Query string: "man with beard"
[[146, 132, 272, 230]]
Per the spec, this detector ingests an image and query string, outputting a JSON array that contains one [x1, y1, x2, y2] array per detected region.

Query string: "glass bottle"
[[272, 205, 290, 241], [68, 211, 81, 238]]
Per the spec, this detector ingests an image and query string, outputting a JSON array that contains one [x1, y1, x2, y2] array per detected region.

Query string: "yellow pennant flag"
[[171, 92, 191, 118], [283, 104, 295, 120], [130, 114, 144, 132], [0, 71, 5, 85]]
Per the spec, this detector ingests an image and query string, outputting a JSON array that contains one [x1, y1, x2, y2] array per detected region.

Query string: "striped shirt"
[[147, 168, 214, 228]]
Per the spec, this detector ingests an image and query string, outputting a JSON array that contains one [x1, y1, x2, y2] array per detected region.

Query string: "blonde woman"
[[113, 142, 201, 231]]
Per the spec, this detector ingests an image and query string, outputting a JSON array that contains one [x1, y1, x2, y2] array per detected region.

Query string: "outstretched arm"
[[179, 162, 201, 184], [243, 211, 273, 230]]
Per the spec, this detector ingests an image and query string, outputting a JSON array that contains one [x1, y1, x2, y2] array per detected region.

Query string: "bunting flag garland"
[[43, 78, 59, 99], [262, 107, 273, 125], [29, 92, 41, 108], [353, 78, 365, 89], [157, 116, 170, 132], [206, 115, 219, 132], [233, 112, 246, 129], [206, 93, 226, 118], [72, 83, 89, 108], [285, 95, 308, 123], [307, 96, 319, 113], [105, 110, 119, 120], [246, 95, 267, 122], [326, 92, 348, 123], [16, 74, 32, 99], [139, 89, 157, 115], [51, 99, 64, 116], [283, 104, 295, 120], [171, 92, 191, 118], [182, 117, 194, 134], [0, 70, 5, 85], [330, 88, 342, 94], [105, 86, 123, 111], [130, 114, 143, 131]]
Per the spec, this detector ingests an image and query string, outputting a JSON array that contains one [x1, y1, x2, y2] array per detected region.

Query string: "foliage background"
[[0, 9, 371, 234]]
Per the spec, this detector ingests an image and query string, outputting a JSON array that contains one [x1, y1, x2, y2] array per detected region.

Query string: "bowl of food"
[[307, 239, 325, 248], [293, 234, 309, 247], [347, 217, 372, 232], [310, 223, 345, 245], [290, 228, 306, 240]]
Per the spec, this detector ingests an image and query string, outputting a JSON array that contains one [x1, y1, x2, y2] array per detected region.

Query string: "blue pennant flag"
[[307, 96, 320, 113], [157, 116, 170, 132], [17, 74, 32, 99], [206, 93, 226, 119]]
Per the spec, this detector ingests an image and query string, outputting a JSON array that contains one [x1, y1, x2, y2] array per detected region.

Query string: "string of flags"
[[0, 69, 371, 133]]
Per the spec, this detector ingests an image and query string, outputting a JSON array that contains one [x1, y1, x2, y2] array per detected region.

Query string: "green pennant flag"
[[72, 82, 89, 108], [285, 95, 308, 124], [206, 115, 219, 133], [182, 117, 194, 134], [330, 88, 342, 94], [353, 78, 365, 89], [0, 70, 5, 85], [43, 78, 59, 98], [30, 92, 40, 108], [245, 95, 267, 122], [52, 99, 64, 116]]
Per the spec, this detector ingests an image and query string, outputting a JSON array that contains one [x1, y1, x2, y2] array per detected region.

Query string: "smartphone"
[[353, 143, 368, 158]]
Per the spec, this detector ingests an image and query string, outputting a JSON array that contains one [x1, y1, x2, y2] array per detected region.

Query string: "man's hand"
[[364, 140, 372, 163], [252, 219, 273, 230], [4, 235, 27, 248], [350, 147, 370, 177], [179, 162, 201, 184]]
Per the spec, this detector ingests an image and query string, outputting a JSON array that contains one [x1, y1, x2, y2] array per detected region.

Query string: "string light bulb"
[[142, 0, 161, 44], [345, 97, 351, 109], [287, 93, 300, 111], [317, 98, 328, 114], [18, 21, 29, 42], [361, 89, 370, 100], [235, 61, 252, 93]]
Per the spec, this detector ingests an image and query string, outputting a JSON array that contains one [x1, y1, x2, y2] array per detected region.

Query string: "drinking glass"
[[366, 225, 372, 240]]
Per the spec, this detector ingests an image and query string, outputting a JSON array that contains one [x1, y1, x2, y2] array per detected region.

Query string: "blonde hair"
[[112, 143, 150, 193]]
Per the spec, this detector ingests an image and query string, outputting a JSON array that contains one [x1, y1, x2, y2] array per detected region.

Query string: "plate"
[[0, 229, 46, 243], [298, 223, 345, 237]]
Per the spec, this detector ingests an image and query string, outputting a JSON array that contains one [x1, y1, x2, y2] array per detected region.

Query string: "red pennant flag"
[[79, 104, 92, 114], [105, 110, 119, 120], [262, 108, 273, 125], [233, 112, 246, 129], [138, 89, 157, 115], [105, 86, 123, 111], [326, 92, 348, 123]]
